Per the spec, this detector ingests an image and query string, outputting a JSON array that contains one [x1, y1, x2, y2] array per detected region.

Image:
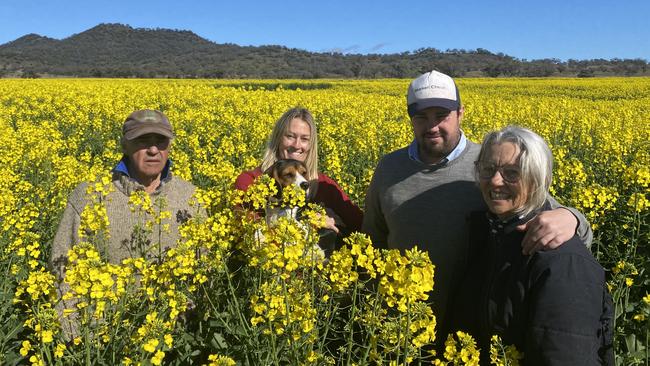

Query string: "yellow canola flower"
[[20, 340, 31, 356], [164, 333, 173, 348], [379, 247, 434, 312], [205, 354, 237, 366], [151, 350, 165, 365], [54, 343, 66, 358], [439, 331, 480, 366], [143, 338, 159, 353], [490, 334, 523, 366], [29, 354, 45, 366], [627, 192, 650, 213], [14, 268, 57, 303], [325, 245, 358, 292]]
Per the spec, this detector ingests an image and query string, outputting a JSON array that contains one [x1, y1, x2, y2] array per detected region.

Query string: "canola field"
[[0, 78, 648, 365]]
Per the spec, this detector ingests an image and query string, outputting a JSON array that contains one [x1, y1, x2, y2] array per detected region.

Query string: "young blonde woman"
[[234, 107, 363, 245]]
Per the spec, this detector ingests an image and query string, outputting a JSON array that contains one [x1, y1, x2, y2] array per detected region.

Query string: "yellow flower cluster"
[[324, 244, 358, 292], [623, 164, 650, 189], [373, 301, 437, 353], [14, 268, 57, 303], [489, 335, 523, 366], [133, 311, 173, 365], [14, 269, 60, 347], [230, 177, 440, 363], [205, 354, 237, 366], [571, 184, 619, 229], [434, 331, 480, 366], [78, 200, 110, 240], [379, 248, 435, 312], [63, 242, 133, 319], [549, 148, 587, 195], [627, 192, 650, 213], [250, 278, 317, 339]]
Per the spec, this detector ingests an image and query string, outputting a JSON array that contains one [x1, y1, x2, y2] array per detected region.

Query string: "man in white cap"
[[51, 109, 200, 267], [362, 70, 592, 339]]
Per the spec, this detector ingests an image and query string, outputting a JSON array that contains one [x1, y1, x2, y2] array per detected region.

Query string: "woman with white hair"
[[234, 107, 363, 244], [450, 126, 614, 365]]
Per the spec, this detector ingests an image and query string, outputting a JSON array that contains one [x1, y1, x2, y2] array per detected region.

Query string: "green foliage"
[[1, 23, 648, 78]]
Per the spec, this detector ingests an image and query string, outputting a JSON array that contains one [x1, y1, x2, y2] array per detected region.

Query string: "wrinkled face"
[[124, 133, 170, 181], [478, 142, 527, 219], [410, 106, 463, 164], [279, 118, 311, 162]]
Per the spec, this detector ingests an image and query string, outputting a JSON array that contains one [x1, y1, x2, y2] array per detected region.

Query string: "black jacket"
[[449, 204, 614, 365]]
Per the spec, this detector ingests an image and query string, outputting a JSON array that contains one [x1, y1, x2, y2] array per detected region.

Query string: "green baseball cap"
[[122, 109, 174, 140]]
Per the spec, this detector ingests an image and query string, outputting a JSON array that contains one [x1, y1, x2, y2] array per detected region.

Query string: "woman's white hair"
[[260, 107, 319, 180], [476, 125, 553, 216]]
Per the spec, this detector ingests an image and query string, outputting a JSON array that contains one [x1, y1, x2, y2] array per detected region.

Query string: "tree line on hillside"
[[0, 24, 647, 78]]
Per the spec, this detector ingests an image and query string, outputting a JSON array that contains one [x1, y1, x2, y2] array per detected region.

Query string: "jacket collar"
[[113, 156, 172, 180], [111, 157, 173, 196], [486, 201, 551, 235]]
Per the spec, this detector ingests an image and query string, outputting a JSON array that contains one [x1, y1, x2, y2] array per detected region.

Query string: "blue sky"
[[1, 0, 648, 61]]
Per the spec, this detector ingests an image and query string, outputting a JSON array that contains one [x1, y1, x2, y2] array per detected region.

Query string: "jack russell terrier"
[[262, 159, 338, 257], [263, 158, 313, 225]]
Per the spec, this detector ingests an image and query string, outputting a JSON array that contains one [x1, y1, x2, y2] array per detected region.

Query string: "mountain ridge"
[[1, 23, 647, 78]]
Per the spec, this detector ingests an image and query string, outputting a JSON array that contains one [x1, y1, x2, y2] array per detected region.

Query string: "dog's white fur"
[[256, 164, 325, 260], [264, 171, 309, 226]]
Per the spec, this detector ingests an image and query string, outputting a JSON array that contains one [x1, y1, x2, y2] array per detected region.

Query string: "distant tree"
[[475, 48, 493, 55], [483, 65, 502, 77], [21, 70, 40, 78], [350, 57, 365, 78], [577, 69, 595, 78]]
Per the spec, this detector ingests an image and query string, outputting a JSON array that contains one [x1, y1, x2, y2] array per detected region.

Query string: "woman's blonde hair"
[[260, 107, 319, 179]]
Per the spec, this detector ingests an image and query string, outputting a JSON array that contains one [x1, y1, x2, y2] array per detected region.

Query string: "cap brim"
[[408, 98, 460, 117], [124, 126, 174, 140]]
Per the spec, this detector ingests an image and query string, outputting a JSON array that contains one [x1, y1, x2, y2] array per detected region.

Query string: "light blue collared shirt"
[[113, 156, 172, 180], [407, 131, 467, 165]]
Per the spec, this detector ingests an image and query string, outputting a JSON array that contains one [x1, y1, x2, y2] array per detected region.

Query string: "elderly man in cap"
[[51, 109, 200, 268], [362, 70, 592, 340]]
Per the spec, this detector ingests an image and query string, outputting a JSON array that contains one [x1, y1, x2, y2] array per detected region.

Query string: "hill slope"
[[1, 23, 647, 78]]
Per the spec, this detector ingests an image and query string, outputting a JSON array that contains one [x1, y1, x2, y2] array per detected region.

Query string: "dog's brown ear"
[[270, 169, 284, 199], [271, 168, 281, 183], [263, 164, 275, 175], [263, 163, 282, 184]]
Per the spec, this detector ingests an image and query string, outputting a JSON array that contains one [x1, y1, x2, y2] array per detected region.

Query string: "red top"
[[234, 167, 363, 233]]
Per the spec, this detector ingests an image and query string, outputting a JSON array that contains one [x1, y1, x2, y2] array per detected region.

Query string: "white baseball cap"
[[407, 70, 461, 117]]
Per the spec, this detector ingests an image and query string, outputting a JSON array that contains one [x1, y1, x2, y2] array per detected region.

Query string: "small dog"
[[262, 159, 339, 258], [263, 159, 313, 225]]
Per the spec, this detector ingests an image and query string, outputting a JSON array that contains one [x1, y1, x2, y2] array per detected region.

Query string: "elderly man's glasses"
[[475, 162, 521, 183], [132, 134, 170, 150]]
